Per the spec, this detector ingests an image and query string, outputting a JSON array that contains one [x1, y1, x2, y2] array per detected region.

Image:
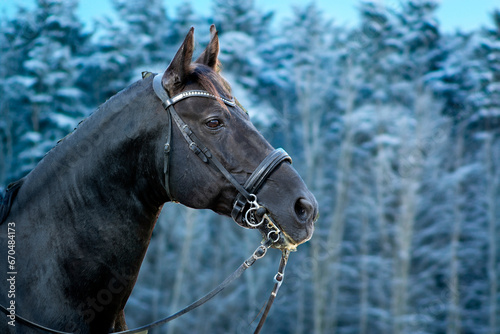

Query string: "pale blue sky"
[[1, 0, 499, 32]]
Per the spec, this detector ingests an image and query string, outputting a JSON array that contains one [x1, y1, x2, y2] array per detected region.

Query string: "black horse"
[[0, 26, 318, 333]]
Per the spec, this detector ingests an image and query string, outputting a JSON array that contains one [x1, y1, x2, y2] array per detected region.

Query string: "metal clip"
[[274, 272, 284, 284], [244, 243, 269, 268]]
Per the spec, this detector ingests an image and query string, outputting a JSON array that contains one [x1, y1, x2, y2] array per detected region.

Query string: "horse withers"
[[0, 26, 318, 333]]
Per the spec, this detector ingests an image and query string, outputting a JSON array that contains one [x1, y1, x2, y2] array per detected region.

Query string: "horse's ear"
[[195, 24, 220, 70], [162, 27, 195, 94]]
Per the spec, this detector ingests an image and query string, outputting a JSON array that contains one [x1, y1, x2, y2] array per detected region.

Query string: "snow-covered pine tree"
[[111, 0, 171, 66], [334, 1, 446, 333], [481, 11, 500, 333], [78, 0, 171, 108], [211, 0, 273, 41], [0, 0, 89, 184], [213, 0, 273, 91], [471, 9, 500, 132], [169, 1, 203, 46], [422, 9, 500, 333]]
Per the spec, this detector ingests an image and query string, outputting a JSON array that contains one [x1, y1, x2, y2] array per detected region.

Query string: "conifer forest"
[[1, 0, 500, 333]]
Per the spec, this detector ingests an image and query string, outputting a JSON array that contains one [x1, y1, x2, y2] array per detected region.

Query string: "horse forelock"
[[189, 64, 232, 108]]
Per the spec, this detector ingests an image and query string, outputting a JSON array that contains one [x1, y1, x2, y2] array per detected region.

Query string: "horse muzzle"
[[234, 193, 317, 251]]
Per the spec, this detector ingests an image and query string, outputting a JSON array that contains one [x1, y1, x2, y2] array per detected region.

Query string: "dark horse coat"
[[0, 26, 317, 333]]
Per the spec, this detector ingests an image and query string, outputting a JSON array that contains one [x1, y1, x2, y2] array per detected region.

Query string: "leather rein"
[[0, 72, 293, 333]]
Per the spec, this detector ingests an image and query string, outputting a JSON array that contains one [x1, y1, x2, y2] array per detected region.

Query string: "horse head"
[[156, 26, 318, 249]]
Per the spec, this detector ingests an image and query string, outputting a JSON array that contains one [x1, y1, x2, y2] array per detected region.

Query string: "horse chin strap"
[[152, 73, 292, 242]]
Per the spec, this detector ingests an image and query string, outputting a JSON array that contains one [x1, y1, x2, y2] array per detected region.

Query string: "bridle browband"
[[0, 72, 293, 334]]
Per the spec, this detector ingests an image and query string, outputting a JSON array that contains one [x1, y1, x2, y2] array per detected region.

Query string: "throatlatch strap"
[[163, 111, 173, 200]]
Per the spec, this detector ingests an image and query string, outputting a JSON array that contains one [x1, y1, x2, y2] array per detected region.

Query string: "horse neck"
[[16, 76, 168, 229]]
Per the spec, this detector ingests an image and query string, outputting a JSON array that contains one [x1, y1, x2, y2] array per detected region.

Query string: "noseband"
[[152, 73, 292, 242]]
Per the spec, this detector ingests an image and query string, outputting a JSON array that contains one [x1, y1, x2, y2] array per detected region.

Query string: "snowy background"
[[1, 0, 500, 333]]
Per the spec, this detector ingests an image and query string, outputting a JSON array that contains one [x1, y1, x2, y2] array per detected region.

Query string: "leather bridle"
[[0, 73, 293, 334], [152, 72, 293, 243]]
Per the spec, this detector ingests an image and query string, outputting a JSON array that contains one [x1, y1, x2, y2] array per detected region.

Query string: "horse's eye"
[[206, 119, 222, 129]]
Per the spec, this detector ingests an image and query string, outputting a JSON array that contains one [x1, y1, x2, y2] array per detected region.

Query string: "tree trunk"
[[321, 65, 357, 334], [167, 208, 195, 334], [447, 127, 464, 334], [485, 135, 498, 334], [150, 212, 168, 333], [359, 187, 370, 334]]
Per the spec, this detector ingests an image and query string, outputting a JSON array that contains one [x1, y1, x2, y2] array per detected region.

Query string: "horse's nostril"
[[294, 198, 314, 222]]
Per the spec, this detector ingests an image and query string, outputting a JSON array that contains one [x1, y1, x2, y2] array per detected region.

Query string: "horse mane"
[[0, 178, 24, 225]]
